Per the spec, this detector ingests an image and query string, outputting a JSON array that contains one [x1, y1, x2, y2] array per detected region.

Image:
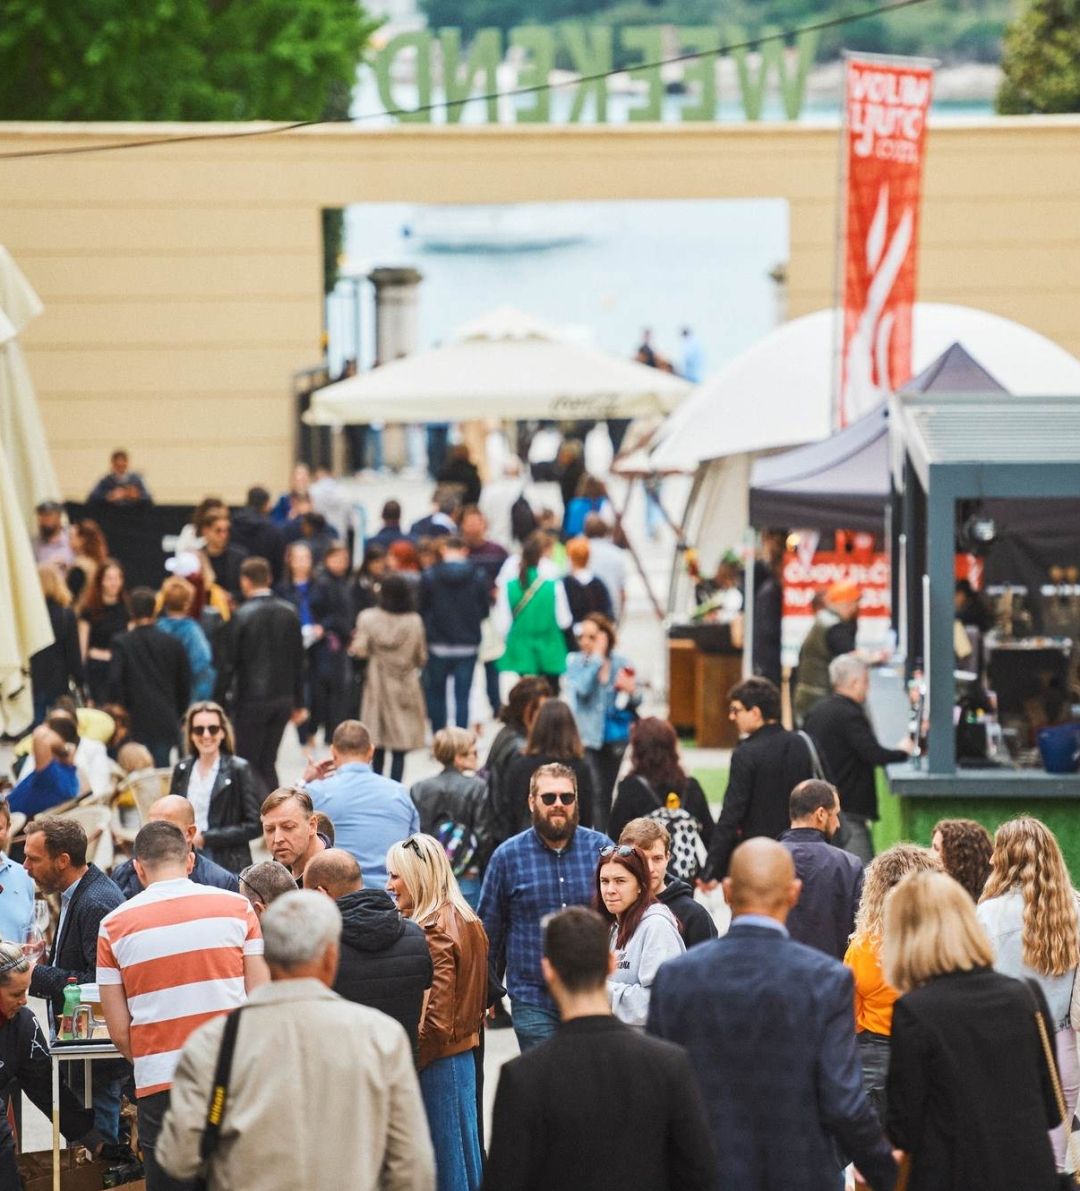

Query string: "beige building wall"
[[0, 117, 1077, 502]]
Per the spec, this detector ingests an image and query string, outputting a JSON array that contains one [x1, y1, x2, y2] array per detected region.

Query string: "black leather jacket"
[[214, 593, 304, 706], [169, 753, 262, 874]]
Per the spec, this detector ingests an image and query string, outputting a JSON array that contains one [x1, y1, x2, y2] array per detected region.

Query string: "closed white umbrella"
[[0, 245, 61, 524], [0, 427, 54, 736], [306, 306, 691, 425]]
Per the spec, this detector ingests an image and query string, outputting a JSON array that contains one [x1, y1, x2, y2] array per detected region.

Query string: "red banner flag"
[[839, 57, 934, 426]]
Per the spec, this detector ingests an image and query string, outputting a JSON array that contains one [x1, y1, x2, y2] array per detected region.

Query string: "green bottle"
[[60, 978, 81, 1040]]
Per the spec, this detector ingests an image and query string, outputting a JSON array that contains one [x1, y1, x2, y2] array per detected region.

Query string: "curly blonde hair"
[[851, 843, 941, 947], [980, 817, 1080, 977]]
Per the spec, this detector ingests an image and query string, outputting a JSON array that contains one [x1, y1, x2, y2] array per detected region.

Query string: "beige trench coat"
[[352, 607, 428, 751]]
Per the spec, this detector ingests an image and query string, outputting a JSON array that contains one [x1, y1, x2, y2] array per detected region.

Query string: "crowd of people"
[[4, 449, 1080, 1191]]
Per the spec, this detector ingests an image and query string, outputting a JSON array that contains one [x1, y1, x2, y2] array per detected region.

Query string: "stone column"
[[369, 267, 423, 474]]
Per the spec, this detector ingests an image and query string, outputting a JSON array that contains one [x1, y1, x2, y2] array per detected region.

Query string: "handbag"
[[1027, 980, 1080, 1189], [797, 730, 828, 782], [193, 1007, 245, 1191]]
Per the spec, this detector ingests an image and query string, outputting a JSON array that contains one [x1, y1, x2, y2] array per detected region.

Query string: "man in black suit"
[[803, 654, 913, 864], [699, 676, 816, 884], [483, 906, 715, 1191], [648, 838, 896, 1191], [107, 587, 191, 767], [780, 779, 864, 960], [214, 556, 305, 793], [23, 817, 126, 1142]]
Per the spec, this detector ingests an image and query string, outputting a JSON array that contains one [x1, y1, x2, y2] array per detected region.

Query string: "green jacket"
[[497, 570, 568, 676]]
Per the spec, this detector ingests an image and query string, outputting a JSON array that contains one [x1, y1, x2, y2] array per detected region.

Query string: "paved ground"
[[21, 462, 735, 1154]]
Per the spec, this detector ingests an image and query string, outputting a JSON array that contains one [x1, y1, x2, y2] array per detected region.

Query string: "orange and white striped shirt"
[[96, 877, 263, 1097]]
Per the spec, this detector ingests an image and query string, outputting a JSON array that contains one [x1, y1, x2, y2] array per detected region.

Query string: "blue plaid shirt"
[[479, 825, 612, 1011]]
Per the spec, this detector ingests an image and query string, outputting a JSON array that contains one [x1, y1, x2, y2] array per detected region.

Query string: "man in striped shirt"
[[97, 821, 268, 1191]]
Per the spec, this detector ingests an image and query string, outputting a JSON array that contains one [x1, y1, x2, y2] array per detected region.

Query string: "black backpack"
[[510, 491, 537, 543]]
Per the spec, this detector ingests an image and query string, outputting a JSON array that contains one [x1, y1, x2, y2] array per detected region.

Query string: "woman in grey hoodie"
[[596, 844, 684, 1027]]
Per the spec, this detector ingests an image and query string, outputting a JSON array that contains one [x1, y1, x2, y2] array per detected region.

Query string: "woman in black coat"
[[503, 699, 597, 832], [883, 870, 1062, 1191], [170, 701, 261, 874], [31, 564, 84, 724]]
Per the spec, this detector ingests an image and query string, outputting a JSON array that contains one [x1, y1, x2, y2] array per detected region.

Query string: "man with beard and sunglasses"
[[479, 762, 612, 1052]]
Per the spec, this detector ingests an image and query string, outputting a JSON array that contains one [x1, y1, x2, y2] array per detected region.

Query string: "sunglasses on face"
[[599, 845, 637, 860], [191, 724, 223, 737], [538, 791, 576, 806]]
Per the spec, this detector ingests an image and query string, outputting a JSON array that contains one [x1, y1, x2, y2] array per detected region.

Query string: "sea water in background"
[[331, 197, 790, 378]]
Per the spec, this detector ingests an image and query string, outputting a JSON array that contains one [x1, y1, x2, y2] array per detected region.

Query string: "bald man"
[[647, 839, 897, 1191], [304, 848, 432, 1066], [112, 796, 240, 899]]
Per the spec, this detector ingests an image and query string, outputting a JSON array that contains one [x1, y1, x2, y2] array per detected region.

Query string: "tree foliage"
[[998, 0, 1080, 113], [0, 0, 377, 121]]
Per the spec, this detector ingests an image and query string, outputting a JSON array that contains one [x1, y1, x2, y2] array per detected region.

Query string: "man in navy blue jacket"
[[647, 837, 896, 1191], [111, 796, 239, 898], [779, 779, 864, 960], [419, 537, 490, 731]]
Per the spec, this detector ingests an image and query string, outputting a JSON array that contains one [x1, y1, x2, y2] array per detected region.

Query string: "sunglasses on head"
[[403, 836, 429, 861], [191, 724, 223, 737], [599, 845, 637, 860], [538, 791, 576, 806]]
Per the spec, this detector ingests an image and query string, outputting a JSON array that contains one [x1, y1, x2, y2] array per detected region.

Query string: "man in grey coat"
[[157, 891, 434, 1191]]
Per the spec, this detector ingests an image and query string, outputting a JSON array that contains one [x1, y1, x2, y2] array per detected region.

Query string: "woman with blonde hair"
[[844, 843, 941, 1121], [385, 833, 488, 1191], [977, 816, 1080, 1170], [884, 870, 1062, 1191]]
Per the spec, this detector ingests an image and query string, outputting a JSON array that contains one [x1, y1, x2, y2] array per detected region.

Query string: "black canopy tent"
[[747, 343, 1009, 535]]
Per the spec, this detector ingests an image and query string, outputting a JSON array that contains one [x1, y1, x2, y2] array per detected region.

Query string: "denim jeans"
[[510, 1000, 560, 1053], [484, 660, 502, 718], [66, 1060, 125, 1143], [426, 654, 477, 731], [419, 1050, 482, 1191], [458, 875, 481, 911], [857, 1031, 891, 1126]]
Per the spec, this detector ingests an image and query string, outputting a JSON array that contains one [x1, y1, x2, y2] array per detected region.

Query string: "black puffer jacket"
[[333, 889, 434, 1067]]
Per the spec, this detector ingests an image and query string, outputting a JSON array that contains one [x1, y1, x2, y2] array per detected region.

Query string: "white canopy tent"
[[0, 430, 54, 735], [0, 245, 61, 525], [306, 306, 691, 425], [654, 303, 1080, 604]]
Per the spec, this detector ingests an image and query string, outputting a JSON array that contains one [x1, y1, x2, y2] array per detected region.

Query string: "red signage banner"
[[781, 549, 892, 668], [839, 57, 934, 426]]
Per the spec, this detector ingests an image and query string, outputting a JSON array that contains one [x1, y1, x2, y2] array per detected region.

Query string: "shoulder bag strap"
[[1027, 980, 1080, 1182], [796, 730, 827, 782], [511, 575, 545, 619], [198, 1007, 245, 1171], [634, 774, 663, 810]]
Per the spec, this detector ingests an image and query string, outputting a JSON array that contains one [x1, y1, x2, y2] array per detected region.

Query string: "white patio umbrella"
[[0, 426, 54, 735], [305, 306, 691, 425], [0, 245, 61, 524]]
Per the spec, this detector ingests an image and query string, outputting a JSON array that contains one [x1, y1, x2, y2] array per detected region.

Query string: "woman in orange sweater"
[[844, 843, 941, 1122]]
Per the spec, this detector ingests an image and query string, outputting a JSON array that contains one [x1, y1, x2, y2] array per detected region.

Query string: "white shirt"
[[587, 538, 628, 614], [187, 757, 220, 833], [75, 737, 114, 799]]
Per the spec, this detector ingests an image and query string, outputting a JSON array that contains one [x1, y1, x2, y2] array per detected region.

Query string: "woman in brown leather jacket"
[[386, 833, 489, 1191]]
